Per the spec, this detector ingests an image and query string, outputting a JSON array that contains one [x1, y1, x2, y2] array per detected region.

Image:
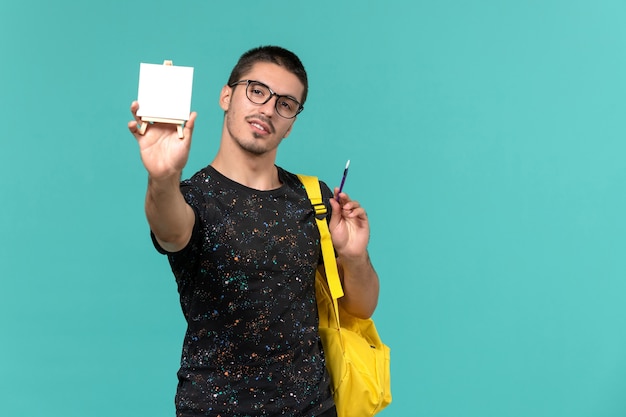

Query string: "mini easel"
[[138, 60, 185, 139]]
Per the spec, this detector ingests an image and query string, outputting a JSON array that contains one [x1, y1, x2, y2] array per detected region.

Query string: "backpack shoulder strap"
[[297, 174, 344, 300]]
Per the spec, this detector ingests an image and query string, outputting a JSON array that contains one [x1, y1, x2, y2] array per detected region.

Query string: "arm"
[[328, 190, 380, 319], [128, 101, 197, 252]]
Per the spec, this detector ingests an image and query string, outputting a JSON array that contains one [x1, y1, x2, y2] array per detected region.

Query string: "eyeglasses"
[[229, 80, 304, 119]]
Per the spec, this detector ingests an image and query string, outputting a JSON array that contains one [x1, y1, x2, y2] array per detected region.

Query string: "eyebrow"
[[253, 80, 302, 103]]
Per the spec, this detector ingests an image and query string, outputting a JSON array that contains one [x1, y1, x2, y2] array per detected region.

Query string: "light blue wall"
[[2, 1, 626, 416]]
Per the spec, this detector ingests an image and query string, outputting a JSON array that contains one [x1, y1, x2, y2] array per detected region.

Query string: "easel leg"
[[139, 120, 148, 135], [137, 117, 184, 138]]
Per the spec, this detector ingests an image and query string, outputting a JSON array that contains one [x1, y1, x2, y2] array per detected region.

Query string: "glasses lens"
[[245, 81, 301, 118], [275, 97, 299, 118], [246, 82, 270, 105]]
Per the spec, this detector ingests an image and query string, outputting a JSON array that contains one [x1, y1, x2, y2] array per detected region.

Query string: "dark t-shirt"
[[153, 165, 335, 417]]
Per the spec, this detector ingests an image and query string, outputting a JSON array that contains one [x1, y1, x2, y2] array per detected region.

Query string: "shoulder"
[[182, 165, 215, 187], [278, 167, 333, 219], [179, 165, 222, 201], [278, 167, 332, 197]]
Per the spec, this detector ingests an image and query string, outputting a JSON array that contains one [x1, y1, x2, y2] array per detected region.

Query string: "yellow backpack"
[[298, 174, 392, 417]]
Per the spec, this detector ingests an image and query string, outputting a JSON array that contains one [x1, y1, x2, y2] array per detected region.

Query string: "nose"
[[259, 94, 279, 116]]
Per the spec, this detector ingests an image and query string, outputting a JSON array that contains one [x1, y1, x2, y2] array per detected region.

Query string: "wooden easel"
[[138, 60, 185, 139]]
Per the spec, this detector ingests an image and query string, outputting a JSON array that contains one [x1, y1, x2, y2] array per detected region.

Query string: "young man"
[[128, 46, 379, 417]]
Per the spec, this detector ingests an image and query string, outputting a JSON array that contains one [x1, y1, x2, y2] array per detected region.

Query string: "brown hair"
[[227, 45, 308, 104]]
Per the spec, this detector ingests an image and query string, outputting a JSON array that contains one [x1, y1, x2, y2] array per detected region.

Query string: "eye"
[[278, 98, 294, 111], [249, 83, 268, 98]]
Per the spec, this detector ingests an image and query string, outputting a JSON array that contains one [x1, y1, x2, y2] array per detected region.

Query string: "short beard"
[[224, 112, 280, 156]]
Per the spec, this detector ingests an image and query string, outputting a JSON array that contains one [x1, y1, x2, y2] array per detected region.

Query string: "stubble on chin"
[[225, 111, 284, 156]]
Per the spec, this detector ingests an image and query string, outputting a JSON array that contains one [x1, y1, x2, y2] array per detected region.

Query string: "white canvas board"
[[136, 63, 194, 121]]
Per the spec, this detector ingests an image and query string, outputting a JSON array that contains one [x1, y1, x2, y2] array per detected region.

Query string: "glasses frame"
[[229, 79, 304, 119]]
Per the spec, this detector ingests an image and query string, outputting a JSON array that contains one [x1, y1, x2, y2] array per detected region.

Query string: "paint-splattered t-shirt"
[[153, 165, 335, 417]]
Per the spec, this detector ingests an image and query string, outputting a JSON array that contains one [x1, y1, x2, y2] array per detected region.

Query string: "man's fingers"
[[129, 101, 146, 138], [128, 120, 141, 137], [346, 207, 367, 219], [130, 101, 144, 124], [185, 112, 197, 130]]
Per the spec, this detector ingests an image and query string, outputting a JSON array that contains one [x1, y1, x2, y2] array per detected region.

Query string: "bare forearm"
[[145, 174, 195, 252], [338, 252, 380, 319]]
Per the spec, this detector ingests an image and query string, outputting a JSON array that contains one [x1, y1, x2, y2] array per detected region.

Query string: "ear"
[[219, 85, 232, 111]]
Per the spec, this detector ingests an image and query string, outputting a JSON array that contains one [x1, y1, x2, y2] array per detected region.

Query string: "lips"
[[250, 121, 268, 133], [246, 116, 273, 135]]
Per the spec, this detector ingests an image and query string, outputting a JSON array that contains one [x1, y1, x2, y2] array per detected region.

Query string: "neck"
[[211, 147, 281, 191]]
